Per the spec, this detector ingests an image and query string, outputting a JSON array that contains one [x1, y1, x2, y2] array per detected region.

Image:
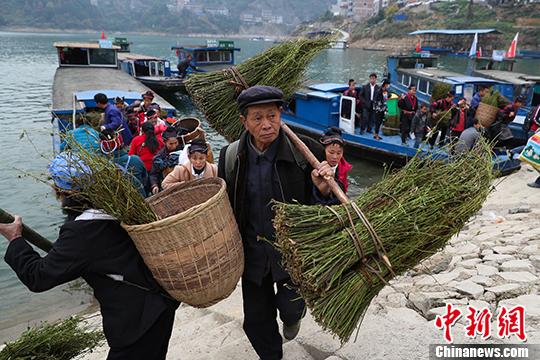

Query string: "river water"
[[0, 31, 538, 340]]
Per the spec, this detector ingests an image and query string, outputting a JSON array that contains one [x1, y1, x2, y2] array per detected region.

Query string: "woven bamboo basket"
[[476, 102, 499, 128], [174, 117, 214, 163], [174, 117, 203, 144], [122, 177, 244, 307]]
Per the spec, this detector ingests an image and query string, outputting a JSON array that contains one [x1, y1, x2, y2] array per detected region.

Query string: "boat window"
[[400, 73, 410, 86], [340, 97, 353, 119], [135, 61, 150, 76], [195, 51, 207, 62], [89, 49, 116, 65], [411, 77, 418, 88], [418, 79, 428, 94], [208, 51, 221, 62], [427, 81, 433, 96], [221, 51, 232, 62], [59, 47, 89, 65]]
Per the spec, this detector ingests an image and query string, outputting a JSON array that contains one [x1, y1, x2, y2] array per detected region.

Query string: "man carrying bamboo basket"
[[218, 86, 334, 360]]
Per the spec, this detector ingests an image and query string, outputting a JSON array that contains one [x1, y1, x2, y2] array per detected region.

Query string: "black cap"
[[237, 86, 284, 112], [142, 90, 155, 99], [145, 109, 157, 117]]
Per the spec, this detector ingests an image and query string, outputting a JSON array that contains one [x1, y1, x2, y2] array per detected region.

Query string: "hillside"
[[296, 1, 540, 50], [0, 0, 334, 35]]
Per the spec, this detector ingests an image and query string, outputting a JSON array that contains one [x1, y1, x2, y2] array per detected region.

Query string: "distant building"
[[330, 0, 354, 17], [184, 4, 204, 15], [206, 7, 230, 16], [351, 0, 380, 21], [240, 13, 257, 23]]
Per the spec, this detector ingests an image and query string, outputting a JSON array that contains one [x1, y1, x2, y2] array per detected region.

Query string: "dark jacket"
[[411, 110, 429, 134], [359, 83, 381, 110], [149, 146, 181, 189], [4, 219, 178, 348], [104, 103, 133, 146], [217, 130, 325, 284], [398, 94, 419, 122]]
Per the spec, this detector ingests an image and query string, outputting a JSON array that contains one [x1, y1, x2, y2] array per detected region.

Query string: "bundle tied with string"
[[185, 37, 331, 142], [273, 139, 495, 343]]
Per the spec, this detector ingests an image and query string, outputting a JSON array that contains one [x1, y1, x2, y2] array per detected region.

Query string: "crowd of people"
[[0, 85, 355, 360], [344, 74, 536, 155], [60, 90, 217, 197]]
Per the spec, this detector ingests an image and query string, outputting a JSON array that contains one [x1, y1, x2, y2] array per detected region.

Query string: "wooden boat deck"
[[52, 67, 174, 112]]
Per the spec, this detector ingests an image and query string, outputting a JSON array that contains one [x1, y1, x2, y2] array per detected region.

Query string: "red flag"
[[101, 31, 107, 40], [477, 47, 482, 57], [506, 33, 519, 58], [415, 39, 422, 53]]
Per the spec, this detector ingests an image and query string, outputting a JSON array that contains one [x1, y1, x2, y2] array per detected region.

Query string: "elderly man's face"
[[240, 103, 281, 151]]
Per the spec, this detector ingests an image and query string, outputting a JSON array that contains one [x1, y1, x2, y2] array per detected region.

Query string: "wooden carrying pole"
[[0, 208, 53, 252], [280, 123, 349, 204]]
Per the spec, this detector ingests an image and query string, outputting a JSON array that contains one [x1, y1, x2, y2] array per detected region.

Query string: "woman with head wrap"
[[0, 153, 179, 359], [319, 127, 353, 194], [161, 138, 217, 189]]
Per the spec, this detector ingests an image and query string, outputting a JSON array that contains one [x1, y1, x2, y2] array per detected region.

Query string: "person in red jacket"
[[129, 122, 164, 171], [319, 127, 353, 194]]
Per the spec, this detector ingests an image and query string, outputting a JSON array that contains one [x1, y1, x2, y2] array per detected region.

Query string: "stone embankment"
[[80, 166, 540, 359]]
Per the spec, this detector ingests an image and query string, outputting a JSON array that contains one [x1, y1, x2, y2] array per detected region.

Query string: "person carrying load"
[[217, 85, 334, 360], [0, 153, 179, 359]]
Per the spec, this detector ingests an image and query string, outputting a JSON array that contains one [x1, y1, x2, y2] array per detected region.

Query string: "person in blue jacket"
[[94, 93, 133, 146]]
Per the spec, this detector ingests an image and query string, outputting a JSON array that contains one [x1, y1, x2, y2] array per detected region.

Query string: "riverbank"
[[75, 164, 540, 359], [0, 27, 289, 40]]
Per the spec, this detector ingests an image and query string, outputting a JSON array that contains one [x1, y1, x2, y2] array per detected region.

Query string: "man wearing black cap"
[[359, 73, 380, 135], [218, 85, 333, 360]]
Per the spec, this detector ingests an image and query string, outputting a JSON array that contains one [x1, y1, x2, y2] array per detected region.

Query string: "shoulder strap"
[[283, 135, 308, 171], [225, 140, 240, 184]]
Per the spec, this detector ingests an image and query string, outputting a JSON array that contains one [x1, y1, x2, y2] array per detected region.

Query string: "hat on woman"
[[319, 127, 344, 146], [48, 152, 91, 191]]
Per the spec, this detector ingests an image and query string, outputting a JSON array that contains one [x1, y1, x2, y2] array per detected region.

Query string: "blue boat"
[[51, 40, 176, 153], [171, 40, 241, 74], [384, 54, 534, 143], [409, 29, 502, 57], [281, 83, 521, 175], [471, 57, 540, 141], [118, 52, 184, 93], [385, 55, 512, 107]]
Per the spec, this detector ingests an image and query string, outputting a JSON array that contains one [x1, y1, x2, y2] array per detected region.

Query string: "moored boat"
[[51, 40, 176, 153], [281, 83, 521, 175], [118, 52, 185, 94], [171, 40, 241, 74]]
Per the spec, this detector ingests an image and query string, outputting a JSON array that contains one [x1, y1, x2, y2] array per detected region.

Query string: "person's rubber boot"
[[283, 320, 302, 340]]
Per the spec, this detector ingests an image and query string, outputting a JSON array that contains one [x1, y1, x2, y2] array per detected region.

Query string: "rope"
[[224, 66, 249, 95]]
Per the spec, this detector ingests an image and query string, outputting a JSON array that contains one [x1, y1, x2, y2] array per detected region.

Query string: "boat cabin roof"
[[308, 83, 349, 93], [52, 67, 174, 113], [171, 46, 241, 52], [409, 29, 501, 35], [74, 90, 142, 101], [474, 70, 540, 85], [118, 53, 164, 61], [399, 68, 502, 85], [54, 41, 120, 50]]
